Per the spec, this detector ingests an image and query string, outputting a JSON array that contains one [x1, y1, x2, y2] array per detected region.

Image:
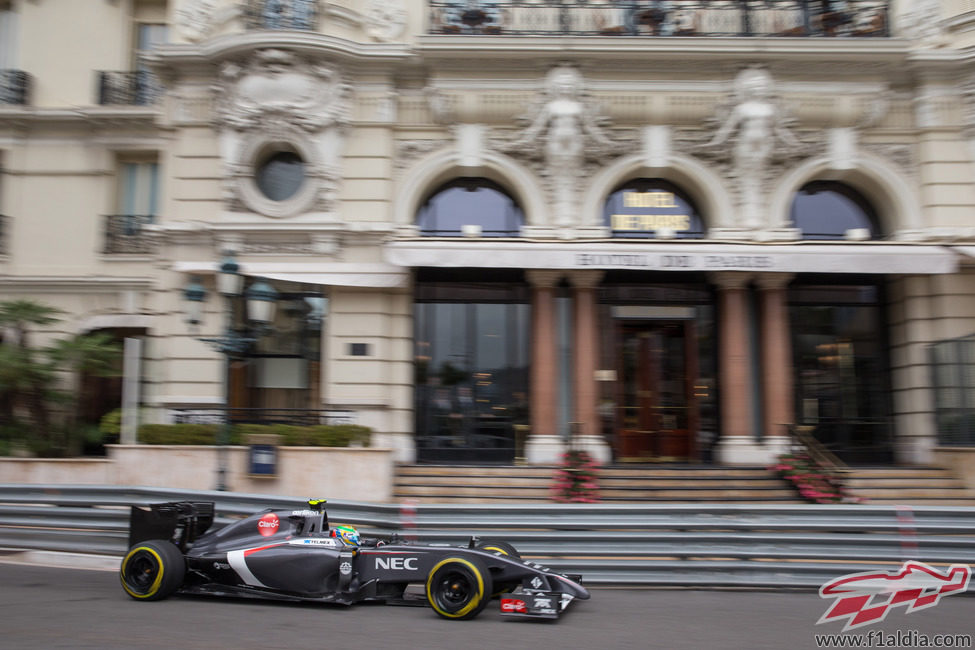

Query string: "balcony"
[[0, 70, 30, 105], [428, 1, 889, 38], [243, 0, 319, 31], [97, 71, 162, 106], [103, 215, 155, 255]]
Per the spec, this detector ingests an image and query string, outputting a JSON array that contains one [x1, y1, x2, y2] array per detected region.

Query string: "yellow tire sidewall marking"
[[425, 558, 484, 618], [121, 546, 165, 599], [481, 546, 508, 556]]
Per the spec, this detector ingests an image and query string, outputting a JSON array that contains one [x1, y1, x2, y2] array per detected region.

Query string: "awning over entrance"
[[172, 262, 409, 288], [385, 241, 958, 274]]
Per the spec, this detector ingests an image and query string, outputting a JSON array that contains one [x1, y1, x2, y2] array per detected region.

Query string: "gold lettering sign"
[[623, 192, 679, 209], [611, 214, 691, 231]]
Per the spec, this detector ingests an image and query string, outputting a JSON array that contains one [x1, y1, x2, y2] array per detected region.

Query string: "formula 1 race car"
[[119, 499, 589, 621]]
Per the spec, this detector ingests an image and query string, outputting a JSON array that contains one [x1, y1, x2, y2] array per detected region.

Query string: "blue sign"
[[249, 443, 277, 477]]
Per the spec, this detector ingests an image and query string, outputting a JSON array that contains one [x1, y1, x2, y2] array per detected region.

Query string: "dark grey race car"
[[119, 500, 589, 621]]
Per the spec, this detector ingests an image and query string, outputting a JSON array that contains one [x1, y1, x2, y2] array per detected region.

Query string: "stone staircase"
[[393, 464, 803, 504], [843, 466, 975, 506]]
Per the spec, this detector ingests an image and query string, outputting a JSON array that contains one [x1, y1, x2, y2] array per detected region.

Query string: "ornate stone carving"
[[860, 143, 918, 182], [364, 0, 407, 42], [695, 67, 806, 230], [394, 139, 449, 175], [495, 64, 624, 228], [176, 0, 215, 43], [901, 0, 945, 47], [213, 49, 351, 218]]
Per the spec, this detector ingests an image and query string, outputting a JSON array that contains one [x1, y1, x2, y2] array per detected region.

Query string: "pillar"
[[525, 270, 563, 463], [567, 271, 611, 463], [757, 273, 794, 458], [711, 272, 762, 464]]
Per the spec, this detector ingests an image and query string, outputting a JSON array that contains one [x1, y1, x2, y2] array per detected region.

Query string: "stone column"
[[710, 272, 760, 464], [525, 270, 562, 463], [567, 271, 611, 463], [757, 273, 795, 459]]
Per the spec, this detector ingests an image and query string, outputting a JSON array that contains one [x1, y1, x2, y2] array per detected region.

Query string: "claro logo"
[[257, 513, 280, 537], [374, 556, 418, 571]]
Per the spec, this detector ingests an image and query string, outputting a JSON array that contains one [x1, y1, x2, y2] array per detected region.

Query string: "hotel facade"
[[2, 0, 975, 468]]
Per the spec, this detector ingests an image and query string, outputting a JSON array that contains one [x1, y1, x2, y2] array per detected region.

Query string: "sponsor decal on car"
[[290, 538, 337, 547], [212, 562, 231, 570], [500, 598, 527, 614], [257, 513, 280, 537], [375, 556, 418, 571], [339, 561, 352, 576]]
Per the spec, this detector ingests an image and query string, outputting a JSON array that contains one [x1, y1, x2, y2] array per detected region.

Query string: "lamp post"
[[183, 251, 278, 491]]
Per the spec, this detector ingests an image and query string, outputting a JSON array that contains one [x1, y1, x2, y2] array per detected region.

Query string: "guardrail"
[[1, 485, 973, 589]]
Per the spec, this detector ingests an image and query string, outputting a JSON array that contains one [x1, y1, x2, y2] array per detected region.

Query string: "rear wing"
[[128, 501, 215, 551]]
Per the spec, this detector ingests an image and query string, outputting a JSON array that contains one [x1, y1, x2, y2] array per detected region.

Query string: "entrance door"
[[617, 321, 697, 462]]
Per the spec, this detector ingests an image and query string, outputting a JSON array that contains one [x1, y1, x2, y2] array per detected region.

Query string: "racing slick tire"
[[120, 539, 185, 601], [425, 556, 493, 621], [475, 539, 520, 559], [475, 539, 520, 597]]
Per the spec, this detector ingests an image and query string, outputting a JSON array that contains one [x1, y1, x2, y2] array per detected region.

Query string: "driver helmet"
[[331, 524, 360, 546]]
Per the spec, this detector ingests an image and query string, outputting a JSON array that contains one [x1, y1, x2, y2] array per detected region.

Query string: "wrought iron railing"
[[0, 69, 30, 105], [103, 215, 155, 255], [930, 334, 975, 447], [170, 408, 358, 426], [243, 0, 319, 31], [97, 71, 162, 106], [428, 1, 889, 37]]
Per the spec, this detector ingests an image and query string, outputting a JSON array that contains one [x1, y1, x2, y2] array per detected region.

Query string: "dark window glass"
[[417, 178, 523, 236], [789, 181, 879, 240], [256, 151, 305, 202], [414, 276, 529, 462], [789, 281, 892, 463], [603, 179, 705, 239]]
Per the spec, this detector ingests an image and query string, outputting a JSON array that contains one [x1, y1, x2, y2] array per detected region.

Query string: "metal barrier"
[[1, 484, 973, 589]]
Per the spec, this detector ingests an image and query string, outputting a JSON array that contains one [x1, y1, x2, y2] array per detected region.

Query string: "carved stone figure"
[[704, 67, 800, 229], [502, 65, 617, 228]]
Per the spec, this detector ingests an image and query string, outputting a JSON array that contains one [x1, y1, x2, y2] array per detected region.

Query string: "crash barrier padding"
[[1, 484, 974, 589]]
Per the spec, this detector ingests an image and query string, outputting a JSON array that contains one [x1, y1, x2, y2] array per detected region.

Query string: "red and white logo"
[[257, 513, 280, 537], [500, 598, 527, 614], [818, 561, 971, 631]]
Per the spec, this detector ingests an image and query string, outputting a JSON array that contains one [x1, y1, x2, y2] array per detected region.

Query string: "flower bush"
[[770, 451, 858, 504], [552, 449, 600, 503]]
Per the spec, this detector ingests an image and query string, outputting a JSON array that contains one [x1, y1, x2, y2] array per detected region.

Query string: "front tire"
[[476, 539, 520, 597], [120, 540, 185, 601], [425, 557, 493, 621]]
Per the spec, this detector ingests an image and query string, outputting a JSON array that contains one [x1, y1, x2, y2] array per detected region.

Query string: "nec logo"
[[374, 556, 418, 571]]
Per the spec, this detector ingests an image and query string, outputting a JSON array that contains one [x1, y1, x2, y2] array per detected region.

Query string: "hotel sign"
[[385, 241, 958, 275], [575, 253, 774, 270], [606, 190, 701, 235]]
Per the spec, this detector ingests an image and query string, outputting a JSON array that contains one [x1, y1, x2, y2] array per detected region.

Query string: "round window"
[[256, 151, 305, 202]]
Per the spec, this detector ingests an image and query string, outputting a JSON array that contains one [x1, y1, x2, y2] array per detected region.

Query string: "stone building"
[[2, 0, 974, 470]]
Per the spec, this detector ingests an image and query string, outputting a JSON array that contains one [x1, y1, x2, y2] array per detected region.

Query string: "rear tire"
[[120, 540, 185, 601], [425, 557, 493, 621]]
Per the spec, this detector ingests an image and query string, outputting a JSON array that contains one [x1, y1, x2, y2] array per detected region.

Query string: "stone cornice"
[[0, 106, 160, 130], [145, 33, 413, 81], [0, 276, 155, 292]]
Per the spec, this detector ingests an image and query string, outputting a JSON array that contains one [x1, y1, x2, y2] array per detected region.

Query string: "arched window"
[[789, 181, 880, 240], [417, 178, 524, 237], [603, 179, 705, 239]]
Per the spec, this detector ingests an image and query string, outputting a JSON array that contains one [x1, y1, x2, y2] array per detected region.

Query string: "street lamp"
[[182, 251, 279, 491]]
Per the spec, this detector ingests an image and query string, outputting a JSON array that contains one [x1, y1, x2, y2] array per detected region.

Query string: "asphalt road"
[[1, 561, 972, 650]]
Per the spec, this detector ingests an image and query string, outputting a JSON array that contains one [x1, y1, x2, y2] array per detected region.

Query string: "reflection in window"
[[247, 0, 317, 30], [789, 282, 892, 463], [256, 151, 305, 202], [417, 178, 523, 237], [789, 181, 879, 240], [414, 274, 530, 462], [603, 179, 705, 238]]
